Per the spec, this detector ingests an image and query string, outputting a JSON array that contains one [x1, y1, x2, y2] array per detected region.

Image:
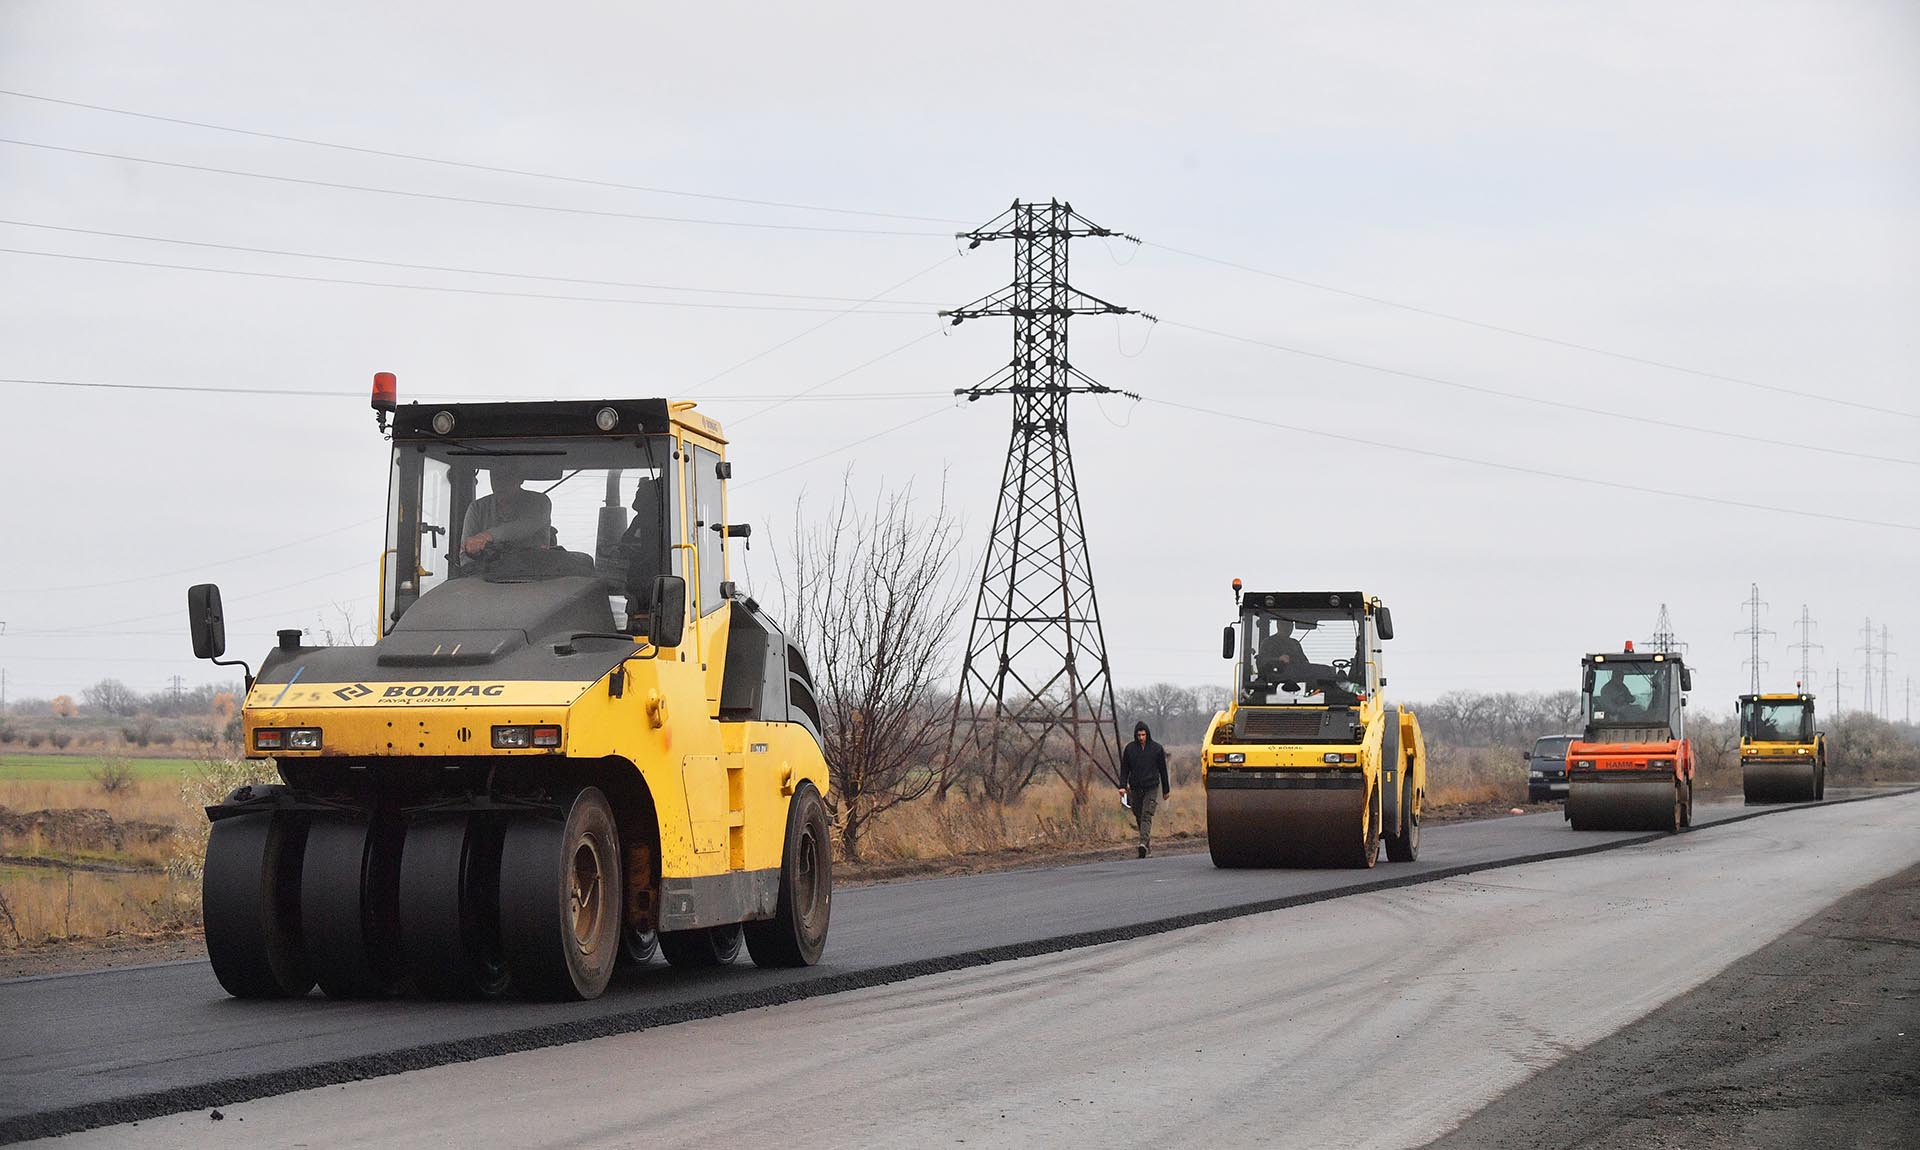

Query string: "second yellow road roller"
[[1739, 689, 1826, 803], [1202, 584, 1425, 868]]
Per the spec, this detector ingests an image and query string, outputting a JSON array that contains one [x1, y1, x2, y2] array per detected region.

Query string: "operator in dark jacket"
[[1118, 721, 1171, 857]]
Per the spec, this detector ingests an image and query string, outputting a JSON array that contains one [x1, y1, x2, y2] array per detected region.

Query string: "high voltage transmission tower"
[[1735, 583, 1773, 695], [1858, 618, 1875, 719], [940, 200, 1144, 809], [1880, 624, 1895, 721], [1647, 604, 1686, 654], [1831, 666, 1846, 715], [1787, 605, 1821, 690]]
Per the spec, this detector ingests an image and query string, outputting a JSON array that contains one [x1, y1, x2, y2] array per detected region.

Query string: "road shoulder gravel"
[[1426, 861, 1920, 1150]]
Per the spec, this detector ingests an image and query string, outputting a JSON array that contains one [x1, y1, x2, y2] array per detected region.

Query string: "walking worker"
[[1118, 721, 1171, 857]]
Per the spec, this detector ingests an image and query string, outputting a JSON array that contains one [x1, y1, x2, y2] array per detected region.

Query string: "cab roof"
[[1238, 591, 1375, 611], [1739, 692, 1814, 703], [391, 398, 676, 441]]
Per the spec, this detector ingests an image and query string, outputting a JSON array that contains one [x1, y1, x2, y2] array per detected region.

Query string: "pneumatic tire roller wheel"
[[203, 805, 313, 999], [498, 787, 623, 1001], [301, 815, 403, 999], [397, 814, 510, 999], [660, 922, 745, 967], [745, 782, 833, 968]]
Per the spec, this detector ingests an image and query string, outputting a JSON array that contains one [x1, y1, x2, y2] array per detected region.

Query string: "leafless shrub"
[[89, 759, 137, 795], [777, 473, 968, 860]]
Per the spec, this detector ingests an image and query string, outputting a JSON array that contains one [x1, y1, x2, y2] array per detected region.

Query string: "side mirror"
[[1680, 668, 1693, 692], [1374, 606, 1394, 641], [1221, 625, 1236, 660], [188, 583, 227, 660], [1522, 750, 1533, 761], [651, 575, 688, 648]]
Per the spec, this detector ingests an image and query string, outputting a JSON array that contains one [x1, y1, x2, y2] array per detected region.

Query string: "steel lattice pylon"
[[940, 200, 1141, 804]]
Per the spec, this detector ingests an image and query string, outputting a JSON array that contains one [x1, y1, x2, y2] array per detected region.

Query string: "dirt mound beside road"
[[0, 805, 176, 859]]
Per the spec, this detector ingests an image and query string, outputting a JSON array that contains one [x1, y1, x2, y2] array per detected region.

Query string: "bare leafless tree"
[[776, 474, 968, 860]]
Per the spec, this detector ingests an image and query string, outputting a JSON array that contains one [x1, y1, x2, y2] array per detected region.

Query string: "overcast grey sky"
[[2, 1, 1915, 717]]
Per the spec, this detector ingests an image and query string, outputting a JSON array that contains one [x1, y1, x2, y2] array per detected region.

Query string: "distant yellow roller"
[[1203, 586, 1424, 869], [1738, 690, 1825, 804]]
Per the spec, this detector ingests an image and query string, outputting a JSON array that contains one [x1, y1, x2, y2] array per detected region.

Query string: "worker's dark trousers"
[[1129, 787, 1159, 851]]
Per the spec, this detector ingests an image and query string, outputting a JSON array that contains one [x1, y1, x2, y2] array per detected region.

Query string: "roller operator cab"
[[1202, 585, 1426, 868], [1565, 644, 1694, 832], [186, 379, 834, 1001], [1738, 691, 1825, 804]]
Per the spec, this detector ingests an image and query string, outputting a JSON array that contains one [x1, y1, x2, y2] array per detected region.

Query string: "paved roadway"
[[0, 787, 1910, 1143]]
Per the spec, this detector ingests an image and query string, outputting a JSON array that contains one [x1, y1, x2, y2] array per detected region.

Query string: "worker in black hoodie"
[[1118, 720, 1172, 857]]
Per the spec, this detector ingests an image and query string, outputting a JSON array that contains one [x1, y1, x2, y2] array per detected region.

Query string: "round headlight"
[[431, 410, 456, 435], [595, 406, 620, 432]]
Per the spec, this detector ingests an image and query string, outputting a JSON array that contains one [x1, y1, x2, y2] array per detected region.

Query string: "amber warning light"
[[372, 371, 397, 431]]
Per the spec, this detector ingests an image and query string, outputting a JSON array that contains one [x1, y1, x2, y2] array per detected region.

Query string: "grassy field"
[[0, 754, 195, 783]]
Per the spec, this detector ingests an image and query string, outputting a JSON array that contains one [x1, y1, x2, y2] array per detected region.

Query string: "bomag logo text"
[[380, 685, 508, 699]]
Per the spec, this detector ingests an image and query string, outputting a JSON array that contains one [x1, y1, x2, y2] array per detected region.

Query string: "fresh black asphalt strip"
[[0, 787, 1912, 1144]]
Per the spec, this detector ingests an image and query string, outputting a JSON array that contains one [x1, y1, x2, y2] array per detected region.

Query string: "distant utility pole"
[[1647, 604, 1687, 655], [1735, 583, 1773, 695], [1786, 605, 1820, 692], [1880, 625, 1894, 721], [1858, 617, 1875, 719], [1831, 666, 1845, 715], [0, 667, 7, 713], [941, 199, 1143, 806]]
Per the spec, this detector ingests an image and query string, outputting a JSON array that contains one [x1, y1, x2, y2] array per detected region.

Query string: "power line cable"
[[0, 219, 944, 305], [1143, 395, 1920, 533], [0, 137, 949, 237], [729, 331, 942, 426], [735, 404, 955, 488], [0, 246, 928, 313], [0, 88, 973, 225], [0, 523, 379, 595], [685, 254, 960, 393], [1146, 240, 1920, 421], [1159, 318, 1917, 468]]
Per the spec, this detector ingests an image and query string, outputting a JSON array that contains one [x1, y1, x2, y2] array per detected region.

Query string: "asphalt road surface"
[[3, 787, 1913, 1144]]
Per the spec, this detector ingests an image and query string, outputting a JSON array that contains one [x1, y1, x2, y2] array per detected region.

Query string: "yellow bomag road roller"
[[1738, 689, 1825, 804], [184, 375, 833, 1001], [1202, 584, 1426, 868]]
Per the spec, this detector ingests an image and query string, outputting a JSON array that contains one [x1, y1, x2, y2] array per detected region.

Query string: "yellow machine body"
[[1737, 691, 1825, 804], [197, 396, 836, 1001], [1202, 590, 1425, 868]]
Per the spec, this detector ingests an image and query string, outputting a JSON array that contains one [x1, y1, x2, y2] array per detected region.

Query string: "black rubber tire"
[[398, 815, 509, 999], [1816, 762, 1826, 801], [498, 788, 623, 1001], [659, 922, 745, 967], [203, 810, 313, 998], [619, 928, 659, 966], [1385, 769, 1420, 863], [300, 815, 399, 999], [745, 783, 833, 967], [1348, 788, 1381, 869]]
